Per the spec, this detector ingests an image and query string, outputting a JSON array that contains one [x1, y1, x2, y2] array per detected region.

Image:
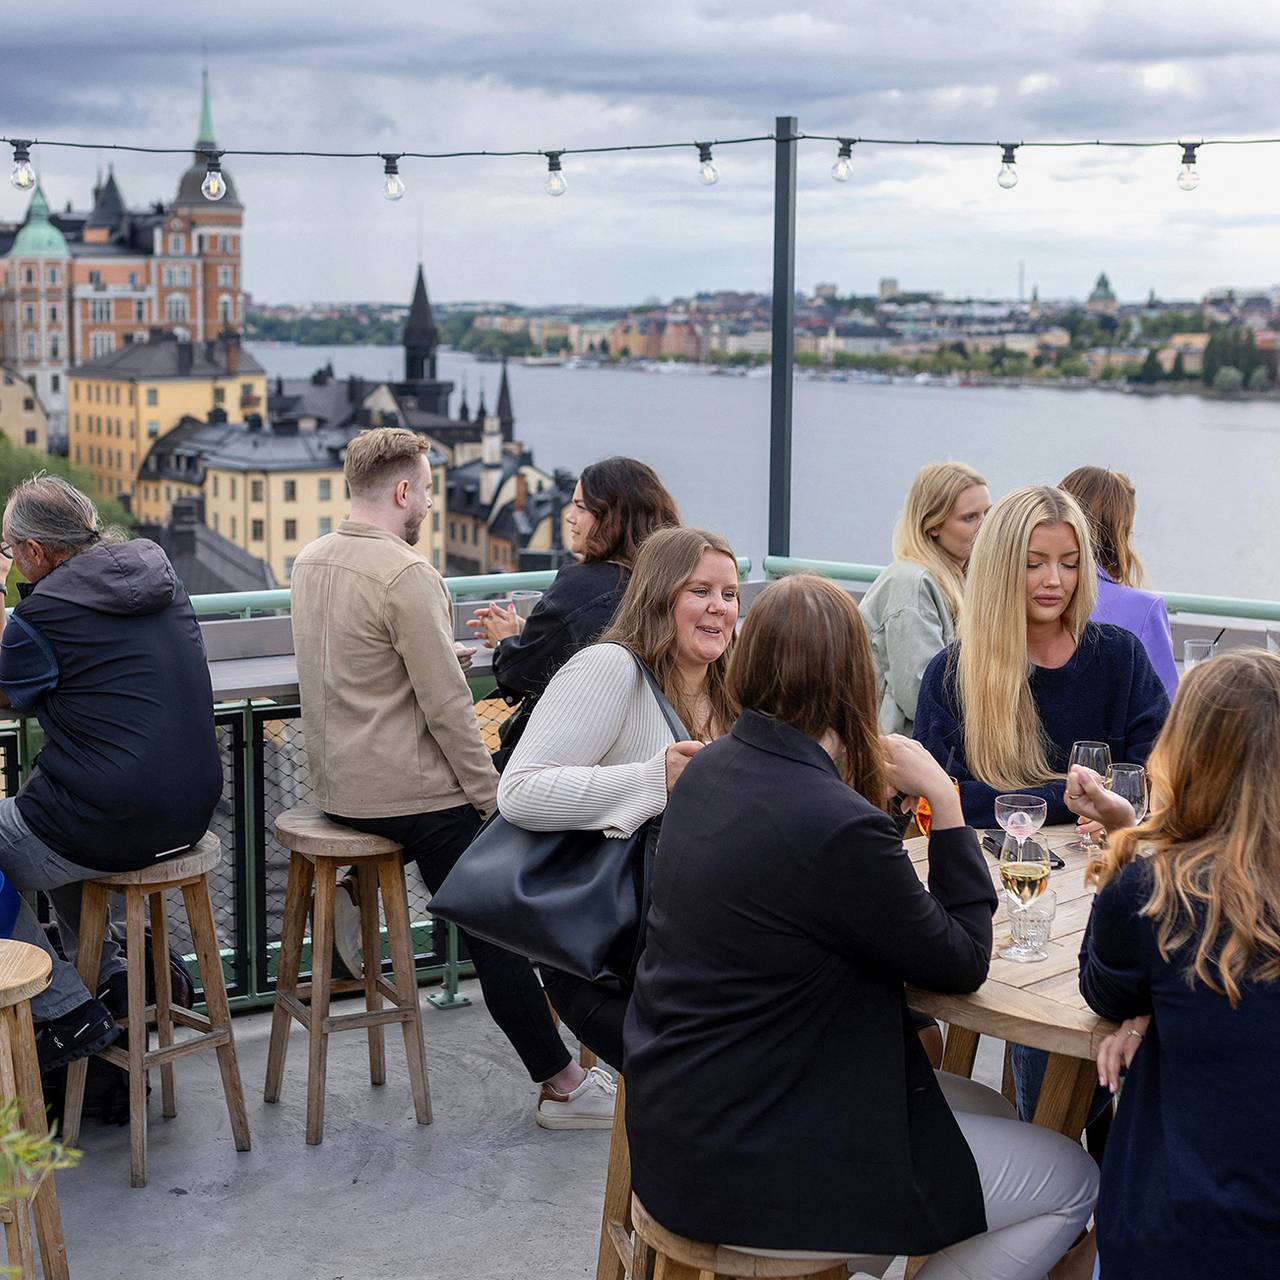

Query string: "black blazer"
[[623, 710, 998, 1256]]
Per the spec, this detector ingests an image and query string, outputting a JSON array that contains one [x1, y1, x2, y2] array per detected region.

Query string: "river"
[[245, 343, 1280, 600]]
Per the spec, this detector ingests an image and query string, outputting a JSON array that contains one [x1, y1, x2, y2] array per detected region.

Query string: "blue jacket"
[[0, 540, 222, 870]]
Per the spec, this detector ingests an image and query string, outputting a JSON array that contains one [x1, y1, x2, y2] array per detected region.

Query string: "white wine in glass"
[[1067, 741, 1112, 851]]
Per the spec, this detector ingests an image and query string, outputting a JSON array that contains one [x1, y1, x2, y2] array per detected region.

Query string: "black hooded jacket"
[[0, 540, 222, 870]]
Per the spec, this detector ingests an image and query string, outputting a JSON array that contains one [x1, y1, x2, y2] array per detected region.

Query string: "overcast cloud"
[[2, 1, 1277, 305]]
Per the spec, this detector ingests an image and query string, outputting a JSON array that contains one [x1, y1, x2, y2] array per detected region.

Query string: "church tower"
[[398, 264, 452, 416], [496, 359, 515, 444]]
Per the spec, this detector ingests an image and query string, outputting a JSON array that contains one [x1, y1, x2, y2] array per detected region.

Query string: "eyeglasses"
[[0, 542, 12, 559]]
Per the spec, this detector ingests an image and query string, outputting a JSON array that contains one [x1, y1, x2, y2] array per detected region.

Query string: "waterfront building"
[[0, 74, 244, 448], [1087, 272, 1119, 317], [0, 363, 48, 452], [1156, 333, 1211, 376]]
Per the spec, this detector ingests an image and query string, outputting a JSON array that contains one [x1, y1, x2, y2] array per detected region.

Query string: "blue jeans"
[[0, 798, 125, 1020]]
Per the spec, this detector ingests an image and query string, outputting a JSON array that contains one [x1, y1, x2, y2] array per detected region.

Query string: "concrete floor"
[[50, 985, 1005, 1280]]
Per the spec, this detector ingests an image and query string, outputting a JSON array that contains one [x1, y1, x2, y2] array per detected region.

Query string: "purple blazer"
[[1092, 570, 1179, 700]]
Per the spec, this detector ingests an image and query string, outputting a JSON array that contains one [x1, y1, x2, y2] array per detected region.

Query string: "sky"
[[2, 1, 1278, 307]]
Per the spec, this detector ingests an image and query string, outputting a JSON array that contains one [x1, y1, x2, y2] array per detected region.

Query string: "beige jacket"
[[290, 520, 498, 819]]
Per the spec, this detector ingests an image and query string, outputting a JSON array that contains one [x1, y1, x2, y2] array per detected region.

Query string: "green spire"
[[196, 68, 216, 147], [8, 185, 70, 260]]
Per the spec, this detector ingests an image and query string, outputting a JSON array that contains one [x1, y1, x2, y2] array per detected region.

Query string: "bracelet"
[[1124, 1028, 1144, 1040]]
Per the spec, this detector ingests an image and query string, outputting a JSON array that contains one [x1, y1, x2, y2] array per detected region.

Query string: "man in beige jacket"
[[290, 427, 615, 1128]]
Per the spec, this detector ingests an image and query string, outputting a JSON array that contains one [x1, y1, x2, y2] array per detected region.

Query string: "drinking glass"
[[915, 778, 960, 838], [1107, 763, 1149, 825], [1266, 629, 1279, 655], [508, 590, 542, 620], [1066, 741, 1111, 851], [1183, 638, 1218, 670], [1002, 887, 1057, 963], [994, 794, 1048, 852]]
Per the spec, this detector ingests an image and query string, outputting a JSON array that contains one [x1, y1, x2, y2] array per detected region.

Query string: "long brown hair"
[[727, 574, 887, 805], [601, 527, 738, 738], [578, 457, 680, 565], [1059, 466, 1143, 588], [1096, 649, 1280, 1007]]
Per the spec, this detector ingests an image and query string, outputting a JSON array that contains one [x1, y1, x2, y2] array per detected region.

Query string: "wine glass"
[[1066, 741, 1111, 851], [994, 794, 1048, 854], [993, 818, 1052, 961], [1107, 763, 1148, 825]]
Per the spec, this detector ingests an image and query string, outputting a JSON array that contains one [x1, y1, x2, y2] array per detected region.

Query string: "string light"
[[381, 153, 405, 201], [544, 151, 566, 197], [9, 140, 34, 191], [696, 142, 718, 186], [831, 138, 854, 182], [1177, 143, 1200, 191], [200, 151, 226, 201], [997, 143, 1019, 189]]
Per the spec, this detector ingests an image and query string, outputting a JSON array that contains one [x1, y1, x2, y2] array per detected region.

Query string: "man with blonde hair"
[[290, 428, 614, 1127]]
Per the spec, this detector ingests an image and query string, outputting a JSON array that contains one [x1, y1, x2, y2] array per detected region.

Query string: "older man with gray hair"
[[0, 475, 223, 1070]]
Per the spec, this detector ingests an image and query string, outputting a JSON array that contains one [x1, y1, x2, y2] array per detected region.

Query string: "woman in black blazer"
[[623, 574, 1099, 1279]]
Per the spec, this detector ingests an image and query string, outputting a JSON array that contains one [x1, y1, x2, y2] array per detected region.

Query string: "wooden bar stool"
[[630, 1194, 852, 1280], [0, 941, 69, 1280], [63, 831, 251, 1188], [265, 806, 431, 1145]]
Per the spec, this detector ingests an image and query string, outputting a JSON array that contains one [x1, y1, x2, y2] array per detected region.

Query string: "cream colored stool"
[[63, 832, 251, 1188], [0, 941, 69, 1280], [265, 806, 431, 1145]]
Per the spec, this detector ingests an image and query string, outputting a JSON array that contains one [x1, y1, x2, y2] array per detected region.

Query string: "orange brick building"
[[0, 73, 244, 446]]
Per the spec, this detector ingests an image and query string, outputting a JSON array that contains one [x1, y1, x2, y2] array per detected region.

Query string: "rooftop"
[[73, 334, 264, 381]]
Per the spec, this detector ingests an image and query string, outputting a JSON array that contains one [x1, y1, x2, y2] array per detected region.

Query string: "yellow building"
[[68, 331, 267, 505], [0, 364, 48, 452], [134, 414, 447, 582]]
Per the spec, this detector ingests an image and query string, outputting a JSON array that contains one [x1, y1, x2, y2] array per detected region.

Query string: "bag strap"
[[626, 649, 690, 742]]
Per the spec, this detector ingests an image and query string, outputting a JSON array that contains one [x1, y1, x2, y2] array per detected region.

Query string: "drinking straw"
[[1211, 627, 1226, 647]]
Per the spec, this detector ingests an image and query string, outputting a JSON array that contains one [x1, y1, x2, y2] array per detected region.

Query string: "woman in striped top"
[[498, 527, 740, 1075]]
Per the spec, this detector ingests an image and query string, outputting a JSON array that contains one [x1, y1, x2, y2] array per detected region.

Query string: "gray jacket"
[[858, 560, 955, 736]]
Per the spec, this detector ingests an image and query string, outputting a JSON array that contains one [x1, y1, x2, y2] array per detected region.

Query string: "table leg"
[[1031, 1053, 1096, 1138]]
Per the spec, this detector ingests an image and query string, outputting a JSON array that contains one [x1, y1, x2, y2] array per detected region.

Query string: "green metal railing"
[[762, 556, 1280, 624]]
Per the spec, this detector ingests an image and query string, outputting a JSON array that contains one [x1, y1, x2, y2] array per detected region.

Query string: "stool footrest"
[[321, 1006, 413, 1035], [101, 1031, 230, 1074]]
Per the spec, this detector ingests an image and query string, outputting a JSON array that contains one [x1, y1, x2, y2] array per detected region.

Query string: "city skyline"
[[3, 2, 1280, 306]]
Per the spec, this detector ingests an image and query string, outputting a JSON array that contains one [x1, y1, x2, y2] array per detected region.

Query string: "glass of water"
[[1002, 888, 1057, 963], [1183, 638, 1218, 670]]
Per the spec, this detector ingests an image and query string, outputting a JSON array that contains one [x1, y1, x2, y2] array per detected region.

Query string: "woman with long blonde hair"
[[1059, 466, 1177, 698], [499, 527, 739, 1077], [860, 462, 990, 734], [1071, 649, 1280, 1279], [913, 484, 1169, 830]]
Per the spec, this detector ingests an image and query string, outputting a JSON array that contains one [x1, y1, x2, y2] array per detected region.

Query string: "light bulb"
[[1177, 144, 1199, 191], [996, 144, 1019, 189], [545, 152, 566, 197], [10, 142, 34, 191], [696, 143, 718, 186], [831, 139, 853, 182], [381, 154, 405, 201], [201, 168, 226, 201]]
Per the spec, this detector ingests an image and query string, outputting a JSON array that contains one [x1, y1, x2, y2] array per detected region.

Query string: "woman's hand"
[[881, 736, 962, 828], [1066, 765, 1136, 831], [1098, 1015, 1150, 1093], [664, 740, 704, 793], [466, 603, 524, 649]]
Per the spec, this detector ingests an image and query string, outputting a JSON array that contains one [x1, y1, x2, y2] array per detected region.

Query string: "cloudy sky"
[[2, 2, 1278, 306]]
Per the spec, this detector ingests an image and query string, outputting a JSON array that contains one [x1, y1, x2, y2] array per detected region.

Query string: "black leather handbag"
[[428, 650, 687, 990]]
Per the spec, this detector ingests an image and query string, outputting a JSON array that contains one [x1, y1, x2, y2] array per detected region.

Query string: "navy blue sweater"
[[1080, 860, 1280, 1279], [912, 623, 1169, 829]]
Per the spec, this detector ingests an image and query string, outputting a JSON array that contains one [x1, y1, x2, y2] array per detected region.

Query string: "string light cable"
[[4, 129, 1278, 198]]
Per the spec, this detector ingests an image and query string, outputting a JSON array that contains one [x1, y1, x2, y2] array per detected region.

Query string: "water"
[[247, 342, 1280, 599]]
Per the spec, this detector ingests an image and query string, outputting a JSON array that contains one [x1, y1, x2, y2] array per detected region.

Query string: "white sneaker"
[[536, 1065, 617, 1130], [332, 876, 363, 979]]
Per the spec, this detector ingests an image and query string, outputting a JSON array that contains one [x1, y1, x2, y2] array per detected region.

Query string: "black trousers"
[[327, 804, 572, 1084], [540, 966, 628, 1072]]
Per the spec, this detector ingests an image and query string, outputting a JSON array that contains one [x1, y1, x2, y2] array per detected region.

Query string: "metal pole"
[[769, 115, 798, 558]]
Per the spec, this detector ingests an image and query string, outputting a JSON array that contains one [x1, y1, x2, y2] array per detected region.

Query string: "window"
[[165, 485, 172, 502], [128, 272, 138, 288], [241, 382, 254, 401], [23, 268, 33, 285], [251, 480, 264, 502], [49, 335, 59, 360], [218, 296, 232, 324], [162, 268, 173, 287], [318, 517, 332, 536], [147, 420, 159, 438], [73, 384, 79, 401], [230, 477, 237, 500], [48, 304, 59, 324], [146, 388, 158, 406], [46, 266, 58, 285], [212, 513, 219, 533], [176, 266, 191, 286], [88, 271, 101, 286], [213, 387, 225, 404], [220, 235, 230, 252], [74, 444, 81, 462], [218, 267, 233, 286], [23, 305, 34, 324], [89, 299, 111, 323], [51, 374, 59, 393], [283, 556, 296, 579], [318, 478, 331, 500], [432, 511, 440, 533], [282, 480, 297, 502], [251, 519, 264, 541], [212, 475, 219, 498], [22, 397, 34, 412], [24, 334, 36, 360], [229, 515, 237, 540], [134, 301, 145, 323], [89, 332, 113, 357], [283, 520, 297, 541], [169, 234, 183, 254], [165, 295, 188, 323]]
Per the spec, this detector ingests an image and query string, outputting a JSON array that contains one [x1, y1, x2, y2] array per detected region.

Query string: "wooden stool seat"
[[0, 943, 51, 1010], [63, 832, 251, 1187], [630, 1195, 851, 1279], [265, 805, 432, 1145], [0, 941, 69, 1279]]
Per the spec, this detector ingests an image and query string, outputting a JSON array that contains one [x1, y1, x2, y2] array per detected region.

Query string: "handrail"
[[763, 556, 1280, 624], [190, 558, 754, 618]]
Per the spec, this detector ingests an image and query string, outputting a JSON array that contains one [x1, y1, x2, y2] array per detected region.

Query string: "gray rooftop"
[[74, 336, 264, 381]]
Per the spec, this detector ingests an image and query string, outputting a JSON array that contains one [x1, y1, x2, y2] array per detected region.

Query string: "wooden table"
[[906, 823, 1117, 1139]]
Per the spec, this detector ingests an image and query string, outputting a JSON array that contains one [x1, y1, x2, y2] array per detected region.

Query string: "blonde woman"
[[499, 527, 740, 1074], [912, 485, 1169, 831], [1071, 650, 1280, 1279], [1059, 466, 1177, 699], [860, 463, 990, 735]]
